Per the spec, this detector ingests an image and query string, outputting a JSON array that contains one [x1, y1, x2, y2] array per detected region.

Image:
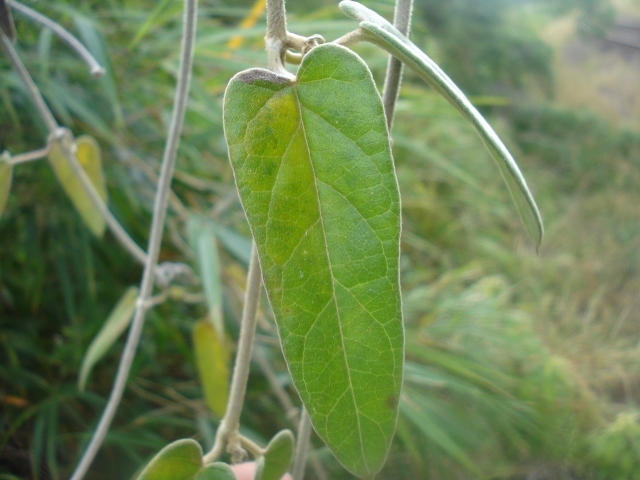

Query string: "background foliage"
[[1, 0, 639, 478]]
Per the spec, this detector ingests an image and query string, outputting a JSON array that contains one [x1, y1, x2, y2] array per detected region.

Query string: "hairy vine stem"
[[8, 0, 105, 76], [203, 245, 263, 464], [381, 0, 414, 129], [291, 407, 312, 480], [0, 29, 147, 265], [68, 0, 197, 478]]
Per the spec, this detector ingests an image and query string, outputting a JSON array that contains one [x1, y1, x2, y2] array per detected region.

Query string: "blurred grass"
[[2, 0, 640, 479]]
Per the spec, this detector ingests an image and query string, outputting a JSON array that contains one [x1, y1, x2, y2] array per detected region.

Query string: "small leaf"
[[136, 439, 235, 480], [339, 0, 544, 249], [187, 215, 224, 336], [198, 463, 236, 480], [47, 134, 108, 237], [192, 319, 230, 417], [262, 430, 294, 480], [0, 161, 12, 220], [224, 43, 403, 477], [78, 286, 138, 391]]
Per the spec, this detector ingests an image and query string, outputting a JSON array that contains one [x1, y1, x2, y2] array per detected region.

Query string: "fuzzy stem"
[[68, 1, 197, 478], [381, 0, 414, 129], [265, 0, 289, 75], [203, 244, 263, 464], [8, 0, 105, 77], [0, 27, 147, 265], [0, 32, 57, 131], [291, 407, 312, 480]]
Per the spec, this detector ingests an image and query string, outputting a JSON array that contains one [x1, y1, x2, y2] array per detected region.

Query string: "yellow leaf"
[[193, 319, 230, 417], [48, 135, 108, 237], [0, 161, 12, 220]]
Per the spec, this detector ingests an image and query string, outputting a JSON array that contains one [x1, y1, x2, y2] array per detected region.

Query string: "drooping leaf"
[[261, 430, 294, 480], [192, 319, 230, 417], [47, 134, 108, 237], [339, 0, 544, 249], [224, 43, 403, 477], [187, 215, 224, 336], [0, 161, 12, 220], [136, 439, 235, 480], [78, 286, 138, 391]]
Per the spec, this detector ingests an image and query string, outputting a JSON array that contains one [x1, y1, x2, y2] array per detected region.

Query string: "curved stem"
[[1, 27, 148, 266], [8, 0, 105, 77], [203, 244, 263, 464], [0, 32, 57, 131], [291, 407, 312, 480], [68, 0, 197, 478], [381, 0, 413, 129]]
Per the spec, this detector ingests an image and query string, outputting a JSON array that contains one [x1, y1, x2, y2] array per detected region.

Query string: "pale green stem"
[[265, 0, 288, 75], [0, 27, 147, 265], [68, 0, 197, 478], [381, 0, 413, 129], [203, 244, 263, 464], [3, 144, 51, 165], [291, 407, 312, 480], [0, 31, 57, 131], [8, 0, 105, 77]]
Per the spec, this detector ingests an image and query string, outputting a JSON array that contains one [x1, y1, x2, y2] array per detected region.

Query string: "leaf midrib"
[[292, 81, 369, 472]]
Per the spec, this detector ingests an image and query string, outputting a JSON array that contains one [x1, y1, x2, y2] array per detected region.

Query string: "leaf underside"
[[224, 44, 403, 477]]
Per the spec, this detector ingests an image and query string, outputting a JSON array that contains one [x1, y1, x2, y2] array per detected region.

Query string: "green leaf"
[[192, 319, 230, 417], [339, 0, 544, 249], [136, 439, 235, 480], [224, 43, 403, 477], [47, 134, 108, 237], [78, 286, 138, 391], [0, 161, 12, 220], [187, 215, 224, 336], [262, 430, 294, 480]]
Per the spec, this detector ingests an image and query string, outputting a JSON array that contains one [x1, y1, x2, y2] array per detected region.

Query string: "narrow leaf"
[[224, 43, 403, 477], [192, 319, 230, 417], [187, 215, 224, 336], [47, 134, 108, 237], [78, 286, 138, 391], [136, 439, 235, 480], [339, 0, 544, 248], [262, 430, 295, 480], [0, 161, 12, 220]]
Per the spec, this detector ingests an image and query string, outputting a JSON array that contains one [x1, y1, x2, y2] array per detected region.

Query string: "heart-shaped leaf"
[[192, 318, 230, 417], [136, 439, 235, 480], [78, 286, 138, 391], [340, 0, 544, 249], [262, 430, 294, 480], [0, 161, 12, 220], [224, 43, 403, 477], [48, 134, 108, 237]]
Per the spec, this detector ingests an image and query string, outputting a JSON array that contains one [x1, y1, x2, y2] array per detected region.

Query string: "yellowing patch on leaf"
[[48, 134, 108, 237]]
